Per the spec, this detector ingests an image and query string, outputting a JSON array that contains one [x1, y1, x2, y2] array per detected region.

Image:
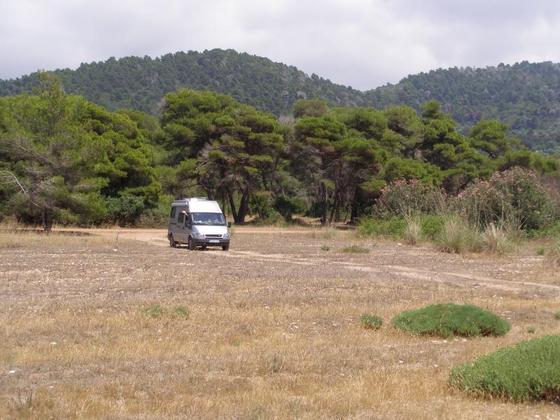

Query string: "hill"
[[366, 62, 560, 152], [2, 50, 560, 151], [0, 49, 367, 116]]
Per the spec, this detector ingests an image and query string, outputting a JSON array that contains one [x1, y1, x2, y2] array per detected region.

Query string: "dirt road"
[[77, 226, 560, 296]]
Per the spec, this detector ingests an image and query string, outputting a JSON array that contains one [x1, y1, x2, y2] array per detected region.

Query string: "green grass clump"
[[341, 245, 369, 254], [450, 335, 560, 403], [142, 304, 189, 319], [142, 304, 164, 318], [173, 305, 189, 318], [391, 303, 510, 338], [358, 217, 406, 238], [360, 314, 383, 330], [554, 311, 560, 320]]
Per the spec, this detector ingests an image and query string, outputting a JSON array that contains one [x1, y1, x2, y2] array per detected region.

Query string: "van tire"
[[222, 244, 229, 251], [187, 236, 195, 250], [169, 235, 177, 248]]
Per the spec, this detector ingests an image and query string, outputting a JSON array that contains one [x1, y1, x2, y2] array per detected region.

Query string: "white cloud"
[[1, 0, 560, 89]]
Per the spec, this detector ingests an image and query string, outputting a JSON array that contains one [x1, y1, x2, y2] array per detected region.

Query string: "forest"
[[3, 50, 560, 152], [1, 72, 559, 231]]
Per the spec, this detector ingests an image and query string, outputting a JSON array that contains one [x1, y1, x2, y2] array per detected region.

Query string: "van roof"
[[172, 198, 223, 213]]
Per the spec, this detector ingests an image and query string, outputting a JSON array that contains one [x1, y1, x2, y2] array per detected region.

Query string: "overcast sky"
[[2, 0, 560, 90]]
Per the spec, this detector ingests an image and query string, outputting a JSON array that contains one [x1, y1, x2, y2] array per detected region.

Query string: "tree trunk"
[[350, 186, 360, 225], [329, 195, 339, 225], [320, 183, 328, 226], [221, 192, 227, 217], [42, 208, 52, 233], [235, 191, 250, 224], [227, 191, 238, 223]]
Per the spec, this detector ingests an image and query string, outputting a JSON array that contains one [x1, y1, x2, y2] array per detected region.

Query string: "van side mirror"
[[185, 219, 192, 228], [227, 222, 232, 228]]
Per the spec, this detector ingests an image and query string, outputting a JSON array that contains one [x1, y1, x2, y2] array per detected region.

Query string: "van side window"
[[178, 212, 184, 224], [170, 207, 176, 219]]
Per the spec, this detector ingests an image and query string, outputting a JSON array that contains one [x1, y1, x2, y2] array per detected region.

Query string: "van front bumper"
[[191, 238, 230, 247]]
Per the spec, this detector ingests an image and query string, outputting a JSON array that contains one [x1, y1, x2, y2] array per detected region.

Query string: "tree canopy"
[[1, 79, 558, 228]]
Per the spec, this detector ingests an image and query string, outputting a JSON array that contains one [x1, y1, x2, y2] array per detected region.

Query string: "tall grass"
[[403, 216, 421, 245], [481, 223, 516, 255], [436, 216, 483, 254]]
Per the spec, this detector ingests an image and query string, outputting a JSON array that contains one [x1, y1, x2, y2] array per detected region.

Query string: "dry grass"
[[404, 216, 422, 245], [481, 224, 516, 255], [1, 229, 560, 418]]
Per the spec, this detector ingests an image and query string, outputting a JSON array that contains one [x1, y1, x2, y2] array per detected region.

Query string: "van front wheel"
[[188, 236, 195, 250], [222, 244, 229, 251], [169, 235, 177, 248]]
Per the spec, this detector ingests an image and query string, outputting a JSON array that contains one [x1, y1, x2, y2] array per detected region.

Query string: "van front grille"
[[205, 234, 222, 238]]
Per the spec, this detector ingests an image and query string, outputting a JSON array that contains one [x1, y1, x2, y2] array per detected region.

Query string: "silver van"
[[167, 198, 231, 250]]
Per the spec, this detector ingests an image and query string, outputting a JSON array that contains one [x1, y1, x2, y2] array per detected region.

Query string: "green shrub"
[[449, 335, 560, 402], [534, 221, 560, 239], [374, 179, 448, 217], [361, 314, 383, 330], [392, 303, 510, 338], [107, 194, 145, 226], [249, 191, 274, 220], [358, 217, 406, 238], [419, 214, 446, 240], [436, 216, 483, 254], [274, 195, 307, 222], [252, 209, 286, 226], [341, 245, 369, 254], [455, 167, 558, 230]]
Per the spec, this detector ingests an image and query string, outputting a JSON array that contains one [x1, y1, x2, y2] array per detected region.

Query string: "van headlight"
[[223, 232, 230, 239], [192, 232, 204, 239]]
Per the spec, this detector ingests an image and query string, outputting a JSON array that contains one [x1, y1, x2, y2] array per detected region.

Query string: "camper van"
[[167, 198, 230, 250]]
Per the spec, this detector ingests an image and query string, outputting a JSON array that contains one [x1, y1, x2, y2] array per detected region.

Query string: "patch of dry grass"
[[1, 230, 560, 418]]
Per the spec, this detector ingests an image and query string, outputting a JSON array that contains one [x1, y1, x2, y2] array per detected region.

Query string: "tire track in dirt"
[[82, 228, 560, 296], [224, 250, 560, 294]]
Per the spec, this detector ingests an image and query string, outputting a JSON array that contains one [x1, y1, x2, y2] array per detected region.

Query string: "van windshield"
[[191, 212, 226, 226]]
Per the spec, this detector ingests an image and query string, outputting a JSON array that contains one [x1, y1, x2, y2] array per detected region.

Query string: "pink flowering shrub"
[[374, 179, 449, 217], [455, 167, 558, 230]]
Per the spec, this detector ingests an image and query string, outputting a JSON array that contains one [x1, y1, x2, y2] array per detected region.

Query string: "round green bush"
[[360, 314, 383, 330], [391, 303, 510, 338], [450, 335, 560, 403], [420, 214, 446, 240]]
